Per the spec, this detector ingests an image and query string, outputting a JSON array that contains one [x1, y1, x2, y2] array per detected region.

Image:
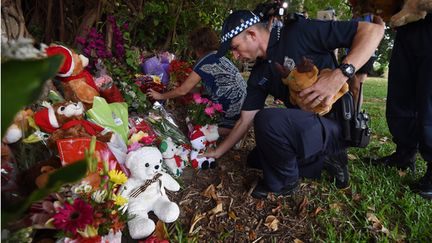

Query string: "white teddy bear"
[[121, 147, 180, 239]]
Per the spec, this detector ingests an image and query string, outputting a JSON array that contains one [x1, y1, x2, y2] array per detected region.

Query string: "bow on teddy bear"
[[34, 101, 112, 147], [277, 57, 349, 116], [120, 147, 180, 239], [45, 45, 100, 108]]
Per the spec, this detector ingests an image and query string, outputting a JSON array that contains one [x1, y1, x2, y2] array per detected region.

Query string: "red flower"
[[53, 198, 94, 234]]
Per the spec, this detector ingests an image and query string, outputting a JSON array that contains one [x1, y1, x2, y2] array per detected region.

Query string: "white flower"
[[71, 181, 92, 194], [91, 189, 107, 203]]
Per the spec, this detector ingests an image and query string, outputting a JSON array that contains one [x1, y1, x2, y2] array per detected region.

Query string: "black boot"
[[411, 165, 432, 200], [323, 152, 350, 189], [373, 149, 416, 172]]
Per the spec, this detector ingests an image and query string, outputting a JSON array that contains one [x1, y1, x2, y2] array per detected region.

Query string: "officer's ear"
[[245, 29, 257, 41]]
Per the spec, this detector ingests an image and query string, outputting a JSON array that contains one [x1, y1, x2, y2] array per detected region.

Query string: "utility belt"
[[326, 85, 371, 148]]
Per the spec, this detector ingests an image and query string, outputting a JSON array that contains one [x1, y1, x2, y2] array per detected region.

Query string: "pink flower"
[[213, 103, 223, 112], [201, 98, 209, 104], [192, 93, 203, 104], [53, 198, 93, 234], [128, 142, 142, 152], [204, 106, 215, 116]]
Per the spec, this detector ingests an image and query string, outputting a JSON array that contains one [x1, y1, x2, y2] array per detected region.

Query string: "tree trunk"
[[1, 0, 32, 40], [44, 0, 53, 43], [77, 0, 99, 37], [163, 0, 184, 50]]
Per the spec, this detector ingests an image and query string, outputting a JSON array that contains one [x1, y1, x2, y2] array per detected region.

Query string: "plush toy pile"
[[2, 40, 221, 242]]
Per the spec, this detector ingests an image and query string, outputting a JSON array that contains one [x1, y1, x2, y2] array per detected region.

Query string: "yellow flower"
[[113, 194, 128, 206], [108, 170, 128, 185]]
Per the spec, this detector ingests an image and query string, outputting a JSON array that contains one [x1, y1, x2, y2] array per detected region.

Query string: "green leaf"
[[1, 55, 63, 135], [1, 160, 87, 226]]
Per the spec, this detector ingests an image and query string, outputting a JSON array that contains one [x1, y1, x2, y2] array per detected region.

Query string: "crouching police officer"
[[204, 10, 384, 198]]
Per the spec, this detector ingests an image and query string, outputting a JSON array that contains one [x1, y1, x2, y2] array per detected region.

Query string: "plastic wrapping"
[[145, 102, 189, 145], [86, 97, 129, 143]]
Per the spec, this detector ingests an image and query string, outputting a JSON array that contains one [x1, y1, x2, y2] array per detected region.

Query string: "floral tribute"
[[168, 59, 193, 104], [187, 93, 223, 126], [134, 74, 166, 103], [31, 138, 129, 242]]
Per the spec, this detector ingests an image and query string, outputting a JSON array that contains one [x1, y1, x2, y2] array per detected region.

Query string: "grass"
[[314, 77, 432, 241]]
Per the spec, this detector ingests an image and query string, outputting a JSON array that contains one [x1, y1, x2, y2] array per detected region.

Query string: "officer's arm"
[[203, 109, 259, 159], [299, 21, 384, 108], [342, 21, 384, 75]]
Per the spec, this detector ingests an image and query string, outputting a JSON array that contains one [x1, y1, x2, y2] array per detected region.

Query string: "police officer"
[[374, 14, 432, 200], [204, 10, 384, 198]]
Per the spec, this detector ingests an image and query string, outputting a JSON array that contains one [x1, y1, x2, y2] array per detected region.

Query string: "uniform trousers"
[[253, 108, 346, 191]]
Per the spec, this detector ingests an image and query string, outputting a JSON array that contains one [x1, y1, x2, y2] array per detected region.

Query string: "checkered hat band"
[[221, 16, 260, 43]]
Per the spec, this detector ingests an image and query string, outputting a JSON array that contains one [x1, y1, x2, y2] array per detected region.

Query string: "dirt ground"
[[165, 99, 325, 242]]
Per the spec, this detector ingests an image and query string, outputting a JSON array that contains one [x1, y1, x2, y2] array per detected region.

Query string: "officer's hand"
[[201, 148, 221, 159], [299, 69, 347, 109]]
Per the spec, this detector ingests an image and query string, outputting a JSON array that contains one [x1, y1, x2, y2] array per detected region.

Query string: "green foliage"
[[1, 160, 87, 226], [1, 55, 63, 134]]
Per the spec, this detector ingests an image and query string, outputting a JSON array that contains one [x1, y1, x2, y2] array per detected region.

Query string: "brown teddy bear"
[[45, 45, 100, 108], [390, 0, 432, 27], [2, 109, 34, 144], [34, 101, 112, 147], [279, 57, 348, 116]]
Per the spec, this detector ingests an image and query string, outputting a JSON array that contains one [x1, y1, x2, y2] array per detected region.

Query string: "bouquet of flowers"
[[187, 93, 223, 127], [134, 74, 166, 103], [168, 59, 193, 104], [30, 138, 129, 242]]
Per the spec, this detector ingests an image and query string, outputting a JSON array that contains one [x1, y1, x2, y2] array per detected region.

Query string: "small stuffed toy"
[[159, 137, 185, 176], [34, 101, 111, 146], [45, 45, 100, 108], [200, 124, 219, 149], [120, 147, 180, 239], [190, 127, 216, 169], [2, 109, 34, 144], [280, 57, 348, 116], [390, 0, 432, 27], [176, 144, 190, 170]]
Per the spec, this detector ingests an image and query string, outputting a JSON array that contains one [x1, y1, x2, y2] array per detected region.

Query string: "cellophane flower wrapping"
[[145, 102, 189, 145]]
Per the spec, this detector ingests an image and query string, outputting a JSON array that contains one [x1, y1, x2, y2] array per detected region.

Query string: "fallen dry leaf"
[[313, 207, 323, 216], [379, 136, 389, 143], [264, 215, 279, 231], [398, 170, 407, 177], [189, 212, 205, 234], [256, 200, 265, 211], [329, 202, 344, 212], [154, 220, 168, 241], [208, 201, 223, 215], [298, 196, 309, 215], [272, 204, 283, 214], [228, 210, 238, 220], [347, 153, 357, 160], [248, 230, 257, 241], [352, 193, 362, 203], [202, 184, 218, 201], [367, 212, 380, 224], [294, 239, 304, 243], [233, 154, 241, 161], [235, 223, 245, 232]]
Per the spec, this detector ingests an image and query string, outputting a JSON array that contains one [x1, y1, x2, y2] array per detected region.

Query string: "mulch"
[[163, 99, 326, 242]]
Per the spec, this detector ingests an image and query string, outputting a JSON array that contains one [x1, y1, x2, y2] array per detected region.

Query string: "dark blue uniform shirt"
[[242, 17, 358, 111]]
